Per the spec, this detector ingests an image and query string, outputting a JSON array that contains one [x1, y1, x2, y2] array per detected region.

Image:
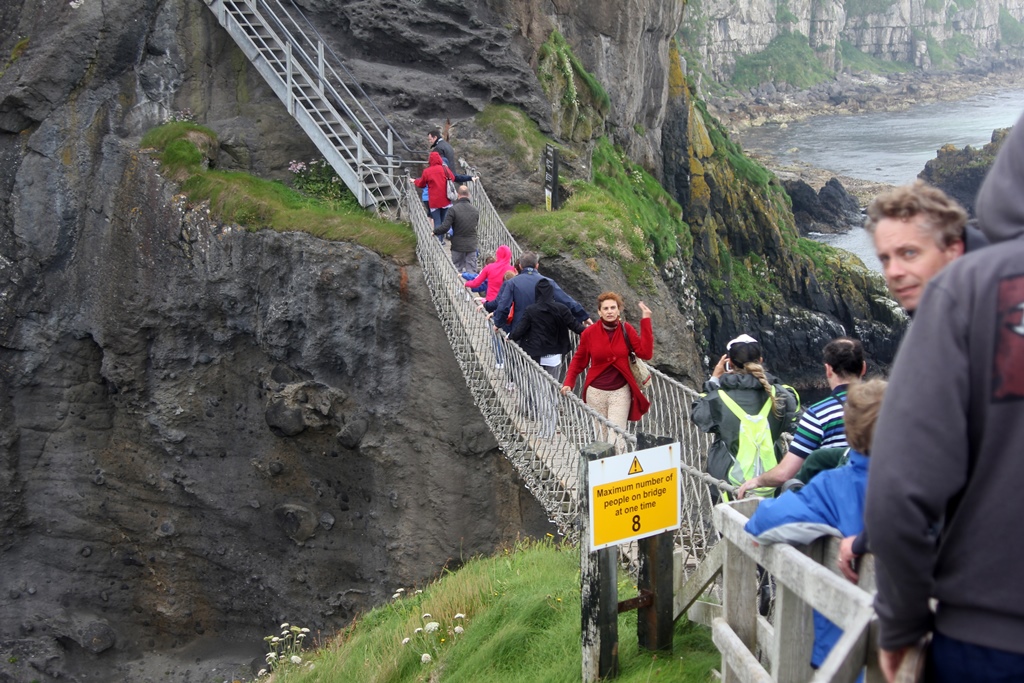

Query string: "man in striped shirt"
[[736, 337, 866, 499]]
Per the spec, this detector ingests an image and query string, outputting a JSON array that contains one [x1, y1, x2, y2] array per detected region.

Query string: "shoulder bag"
[[621, 324, 652, 392], [444, 166, 458, 203]]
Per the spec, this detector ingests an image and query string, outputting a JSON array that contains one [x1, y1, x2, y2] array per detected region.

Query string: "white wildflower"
[[424, 621, 440, 633], [301, 627, 310, 633], [265, 653, 277, 661], [421, 653, 432, 664], [415, 589, 423, 594], [454, 626, 464, 634], [257, 669, 267, 677], [280, 623, 290, 629], [290, 655, 302, 665], [414, 627, 423, 634], [395, 588, 405, 593], [392, 593, 401, 599], [402, 637, 410, 645], [454, 613, 465, 619], [271, 636, 281, 643], [422, 613, 432, 619]]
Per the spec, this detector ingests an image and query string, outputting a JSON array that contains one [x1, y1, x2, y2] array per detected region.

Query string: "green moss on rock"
[[536, 31, 609, 142]]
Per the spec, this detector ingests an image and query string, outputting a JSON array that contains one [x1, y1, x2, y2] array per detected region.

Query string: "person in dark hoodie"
[[435, 184, 479, 271], [864, 112, 1024, 682], [510, 279, 586, 376], [427, 129, 456, 171], [491, 252, 591, 334], [509, 279, 587, 437]]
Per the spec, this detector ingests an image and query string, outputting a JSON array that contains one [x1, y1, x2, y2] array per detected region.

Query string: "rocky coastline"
[[709, 63, 1024, 210], [706, 60, 1024, 133]]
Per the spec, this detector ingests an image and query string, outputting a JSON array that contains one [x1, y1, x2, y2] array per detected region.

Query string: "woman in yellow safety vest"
[[690, 334, 798, 502]]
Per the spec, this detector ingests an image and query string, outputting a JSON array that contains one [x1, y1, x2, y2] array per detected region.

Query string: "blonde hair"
[[741, 361, 787, 418], [865, 181, 967, 248], [502, 269, 516, 282], [729, 339, 786, 418], [844, 379, 888, 454]]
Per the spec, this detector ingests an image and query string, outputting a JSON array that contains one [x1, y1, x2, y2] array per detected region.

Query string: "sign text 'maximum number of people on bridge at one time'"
[[587, 443, 681, 551]]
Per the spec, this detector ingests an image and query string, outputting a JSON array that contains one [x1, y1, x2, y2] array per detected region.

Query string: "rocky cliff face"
[[0, 1, 553, 681], [685, 0, 1024, 82], [661, 49, 905, 386]]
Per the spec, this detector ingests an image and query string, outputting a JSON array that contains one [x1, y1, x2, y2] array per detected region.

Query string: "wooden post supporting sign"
[[581, 442, 619, 681], [635, 433, 676, 653]]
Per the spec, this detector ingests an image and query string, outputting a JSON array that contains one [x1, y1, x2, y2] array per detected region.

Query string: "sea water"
[[736, 88, 1024, 270]]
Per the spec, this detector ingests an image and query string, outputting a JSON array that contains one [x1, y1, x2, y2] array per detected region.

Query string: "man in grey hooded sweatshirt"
[[865, 112, 1024, 681]]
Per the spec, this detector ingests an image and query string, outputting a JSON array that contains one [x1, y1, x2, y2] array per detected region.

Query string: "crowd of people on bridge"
[[688, 113, 1024, 682], [419, 115, 1024, 680]]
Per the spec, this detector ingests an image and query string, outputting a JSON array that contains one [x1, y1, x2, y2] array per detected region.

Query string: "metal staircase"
[[204, 0, 419, 208]]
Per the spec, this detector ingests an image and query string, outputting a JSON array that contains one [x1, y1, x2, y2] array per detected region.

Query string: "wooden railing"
[[678, 499, 883, 683]]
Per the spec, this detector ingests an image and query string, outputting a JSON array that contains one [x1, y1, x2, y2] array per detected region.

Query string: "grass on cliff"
[[140, 122, 417, 262], [504, 137, 691, 292], [265, 539, 719, 683], [999, 6, 1024, 46], [731, 32, 832, 90], [839, 41, 914, 74], [476, 104, 555, 170], [0, 36, 29, 80]]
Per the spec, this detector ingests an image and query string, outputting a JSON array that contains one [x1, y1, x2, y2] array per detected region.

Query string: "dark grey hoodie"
[[865, 111, 1024, 654]]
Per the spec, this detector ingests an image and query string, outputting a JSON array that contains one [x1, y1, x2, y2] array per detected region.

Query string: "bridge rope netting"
[[401, 176, 734, 578]]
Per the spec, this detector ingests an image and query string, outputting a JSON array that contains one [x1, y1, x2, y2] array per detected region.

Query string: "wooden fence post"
[[581, 442, 619, 681], [721, 529, 757, 682]]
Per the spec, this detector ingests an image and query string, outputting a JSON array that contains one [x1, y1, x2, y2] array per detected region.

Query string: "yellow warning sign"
[[591, 468, 678, 548], [587, 442, 681, 550]]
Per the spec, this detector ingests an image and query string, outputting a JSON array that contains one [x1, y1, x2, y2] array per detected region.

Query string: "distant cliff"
[[684, 0, 1024, 83]]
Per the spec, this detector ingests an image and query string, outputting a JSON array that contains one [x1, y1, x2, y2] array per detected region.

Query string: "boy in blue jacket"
[[744, 379, 887, 669]]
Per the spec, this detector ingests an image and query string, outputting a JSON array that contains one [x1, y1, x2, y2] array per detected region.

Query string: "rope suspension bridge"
[[401, 177, 730, 577], [203, 0, 731, 581]]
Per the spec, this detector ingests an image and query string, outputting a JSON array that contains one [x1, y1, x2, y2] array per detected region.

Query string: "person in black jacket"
[[435, 185, 479, 271], [509, 279, 586, 437], [510, 279, 586, 374], [428, 129, 456, 170], [492, 252, 591, 334]]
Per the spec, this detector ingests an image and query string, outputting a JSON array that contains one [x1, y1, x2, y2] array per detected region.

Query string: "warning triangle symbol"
[[628, 457, 644, 475]]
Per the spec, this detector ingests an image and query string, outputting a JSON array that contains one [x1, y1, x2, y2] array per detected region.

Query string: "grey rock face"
[[684, 0, 1024, 83], [0, 3, 557, 682], [784, 177, 863, 235]]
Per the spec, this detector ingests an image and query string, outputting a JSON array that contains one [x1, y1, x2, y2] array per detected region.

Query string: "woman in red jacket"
[[561, 292, 653, 449], [410, 151, 455, 229]]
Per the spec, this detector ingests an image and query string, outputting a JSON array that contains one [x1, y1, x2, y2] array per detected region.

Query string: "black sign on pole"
[[544, 144, 560, 211]]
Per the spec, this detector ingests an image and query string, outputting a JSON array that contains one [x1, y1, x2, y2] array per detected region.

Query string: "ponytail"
[[743, 361, 786, 418]]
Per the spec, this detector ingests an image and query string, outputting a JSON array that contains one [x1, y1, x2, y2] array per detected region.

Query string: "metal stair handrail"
[[268, 0, 424, 160], [205, 0, 416, 207]]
